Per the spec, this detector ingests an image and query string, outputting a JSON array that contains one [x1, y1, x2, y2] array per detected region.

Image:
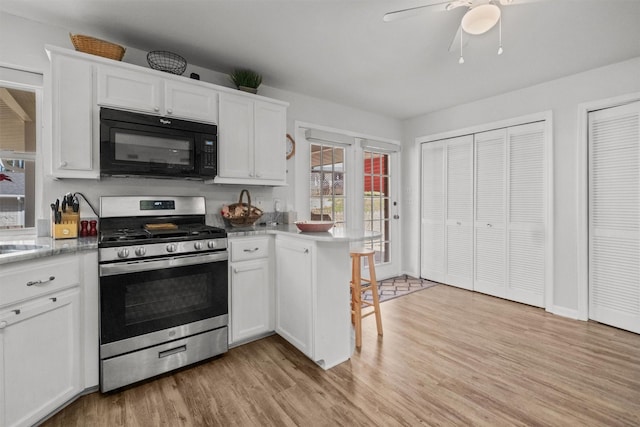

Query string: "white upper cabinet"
[[254, 100, 287, 181], [97, 65, 218, 123], [48, 49, 99, 179], [97, 65, 162, 114], [164, 80, 219, 124], [215, 92, 287, 185], [46, 45, 287, 183]]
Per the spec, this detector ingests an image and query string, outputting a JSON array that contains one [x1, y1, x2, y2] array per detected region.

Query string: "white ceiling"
[[2, 0, 639, 120]]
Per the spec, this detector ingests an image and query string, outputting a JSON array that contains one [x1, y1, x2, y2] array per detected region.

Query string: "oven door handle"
[[99, 252, 228, 276]]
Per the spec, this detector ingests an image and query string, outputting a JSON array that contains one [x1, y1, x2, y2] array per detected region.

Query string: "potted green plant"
[[229, 69, 262, 94]]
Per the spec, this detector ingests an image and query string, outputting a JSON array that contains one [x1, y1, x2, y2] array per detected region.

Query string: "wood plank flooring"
[[43, 285, 640, 426]]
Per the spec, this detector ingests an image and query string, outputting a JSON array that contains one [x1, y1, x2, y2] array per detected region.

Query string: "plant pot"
[[238, 86, 258, 94]]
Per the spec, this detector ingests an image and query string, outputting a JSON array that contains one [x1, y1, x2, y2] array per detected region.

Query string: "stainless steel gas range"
[[98, 196, 228, 392]]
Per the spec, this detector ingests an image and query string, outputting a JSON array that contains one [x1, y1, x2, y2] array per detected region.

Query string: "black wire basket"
[[146, 50, 187, 75]]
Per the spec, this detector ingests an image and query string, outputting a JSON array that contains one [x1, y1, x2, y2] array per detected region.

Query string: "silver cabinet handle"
[[234, 265, 262, 274], [243, 248, 260, 253], [26, 276, 55, 287], [0, 321, 7, 329], [486, 223, 493, 228], [304, 248, 309, 254]]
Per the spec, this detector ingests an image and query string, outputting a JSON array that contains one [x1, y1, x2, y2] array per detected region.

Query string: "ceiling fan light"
[[461, 4, 501, 35]]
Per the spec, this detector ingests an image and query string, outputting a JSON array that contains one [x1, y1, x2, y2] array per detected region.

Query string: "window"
[[309, 143, 345, 228], [0, 86, 37, 229], [0, 67, 41, 232]]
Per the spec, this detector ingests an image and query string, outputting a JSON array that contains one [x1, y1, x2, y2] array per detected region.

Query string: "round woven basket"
[[69, 33, 125, 61], [224, 189, 263, 227]]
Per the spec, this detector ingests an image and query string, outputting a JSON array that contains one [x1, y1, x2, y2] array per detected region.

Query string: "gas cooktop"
[[100, 224, 225, 243]]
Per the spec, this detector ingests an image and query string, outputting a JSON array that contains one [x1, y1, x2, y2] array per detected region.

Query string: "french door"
[[588, 101, 640, 334], [362, 148, 400, 279], [302, 127, 401, 279]]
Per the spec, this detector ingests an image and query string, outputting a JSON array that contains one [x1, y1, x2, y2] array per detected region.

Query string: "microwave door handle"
[[99, 252, 228, 276]]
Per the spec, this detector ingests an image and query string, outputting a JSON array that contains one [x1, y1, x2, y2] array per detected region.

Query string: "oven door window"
[[112, 128, 193, 169], [100, 261, 227, 344]]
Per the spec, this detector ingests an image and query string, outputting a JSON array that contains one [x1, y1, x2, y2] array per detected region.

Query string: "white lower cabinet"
[[0, 288, 81, 427], [275, 236, 314, 357], [228, 236, 273, 345], [0, 251, 97, 427], [275, 235, 351, 369]]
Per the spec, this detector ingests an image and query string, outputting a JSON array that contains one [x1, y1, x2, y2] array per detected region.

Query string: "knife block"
[[52, 212, 79, 239]]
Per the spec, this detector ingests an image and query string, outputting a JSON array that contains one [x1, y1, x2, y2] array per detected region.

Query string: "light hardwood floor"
[[43, 285, 640, 426]]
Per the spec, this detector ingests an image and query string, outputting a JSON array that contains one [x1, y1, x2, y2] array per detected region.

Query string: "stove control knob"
[[166, 243, 177, 253], [194, 241, 203, 250], [117, 248, 130, 259], [207, 240, 217, 249], [135, 247, 146, 257]]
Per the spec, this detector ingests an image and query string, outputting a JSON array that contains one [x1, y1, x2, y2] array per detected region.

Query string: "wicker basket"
[[223, 189, 263, 227], [69, 33, 125, 61]]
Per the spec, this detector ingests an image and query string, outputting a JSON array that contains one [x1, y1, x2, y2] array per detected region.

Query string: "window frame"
[[0, 66, 43, 237]]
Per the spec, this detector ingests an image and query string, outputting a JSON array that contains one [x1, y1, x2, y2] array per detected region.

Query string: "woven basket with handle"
[[225, 189, 263, 227]]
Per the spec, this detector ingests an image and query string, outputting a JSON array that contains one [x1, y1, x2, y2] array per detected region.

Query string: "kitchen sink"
[[0, 244, 48, 255]]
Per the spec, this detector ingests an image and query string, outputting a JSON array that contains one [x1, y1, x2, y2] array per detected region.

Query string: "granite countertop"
[[0, 236, 98, 265], [226, 223, 380, 242], [0, 224, 376, 266]]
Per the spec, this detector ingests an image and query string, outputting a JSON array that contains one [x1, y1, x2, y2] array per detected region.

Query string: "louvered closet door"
[[507, 122, 546, 307], [589, 101, 640, 334], [445, 136, 474, 289], [421, 141, 445, 282], [474, 129, 507, 298]]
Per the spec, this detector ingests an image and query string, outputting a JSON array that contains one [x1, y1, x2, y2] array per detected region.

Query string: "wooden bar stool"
[[350, 248, 383, 348]]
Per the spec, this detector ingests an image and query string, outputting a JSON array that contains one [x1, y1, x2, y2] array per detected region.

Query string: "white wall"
[[402, 56, 640, 314], [0, 12, 401, 227]]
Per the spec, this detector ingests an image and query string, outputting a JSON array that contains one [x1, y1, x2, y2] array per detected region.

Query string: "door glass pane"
[[309, 143, 345, 227], [364, 151, 390, 264]]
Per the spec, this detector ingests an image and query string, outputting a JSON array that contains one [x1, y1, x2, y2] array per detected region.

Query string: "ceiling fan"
[[383, 0, 521, 62]]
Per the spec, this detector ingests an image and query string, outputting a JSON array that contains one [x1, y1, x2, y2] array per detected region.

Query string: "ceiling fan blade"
[[383, 1, 452, 22]]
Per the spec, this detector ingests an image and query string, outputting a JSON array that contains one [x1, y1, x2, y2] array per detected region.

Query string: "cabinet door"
[[275, 237, 313, 357], [50, 53, 97, 178], [164, 80, 219, 124], [230, 258, 271, 343], [0, 289, 81, 427], [218, 93, 254, 179], [254, 101, 286, 181], [97, 65, 163, 114]]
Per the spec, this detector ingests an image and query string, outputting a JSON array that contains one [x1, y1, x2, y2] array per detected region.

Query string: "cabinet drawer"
[[0, 254, 80, 307], [230, 237, 270, 262]]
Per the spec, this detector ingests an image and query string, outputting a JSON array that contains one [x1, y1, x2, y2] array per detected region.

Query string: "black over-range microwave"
[[100, 107, 217, 179]]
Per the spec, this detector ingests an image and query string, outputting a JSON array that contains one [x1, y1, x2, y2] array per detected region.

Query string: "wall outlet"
[[255, 197, 264, 208], [274, 199, 282, 212]]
